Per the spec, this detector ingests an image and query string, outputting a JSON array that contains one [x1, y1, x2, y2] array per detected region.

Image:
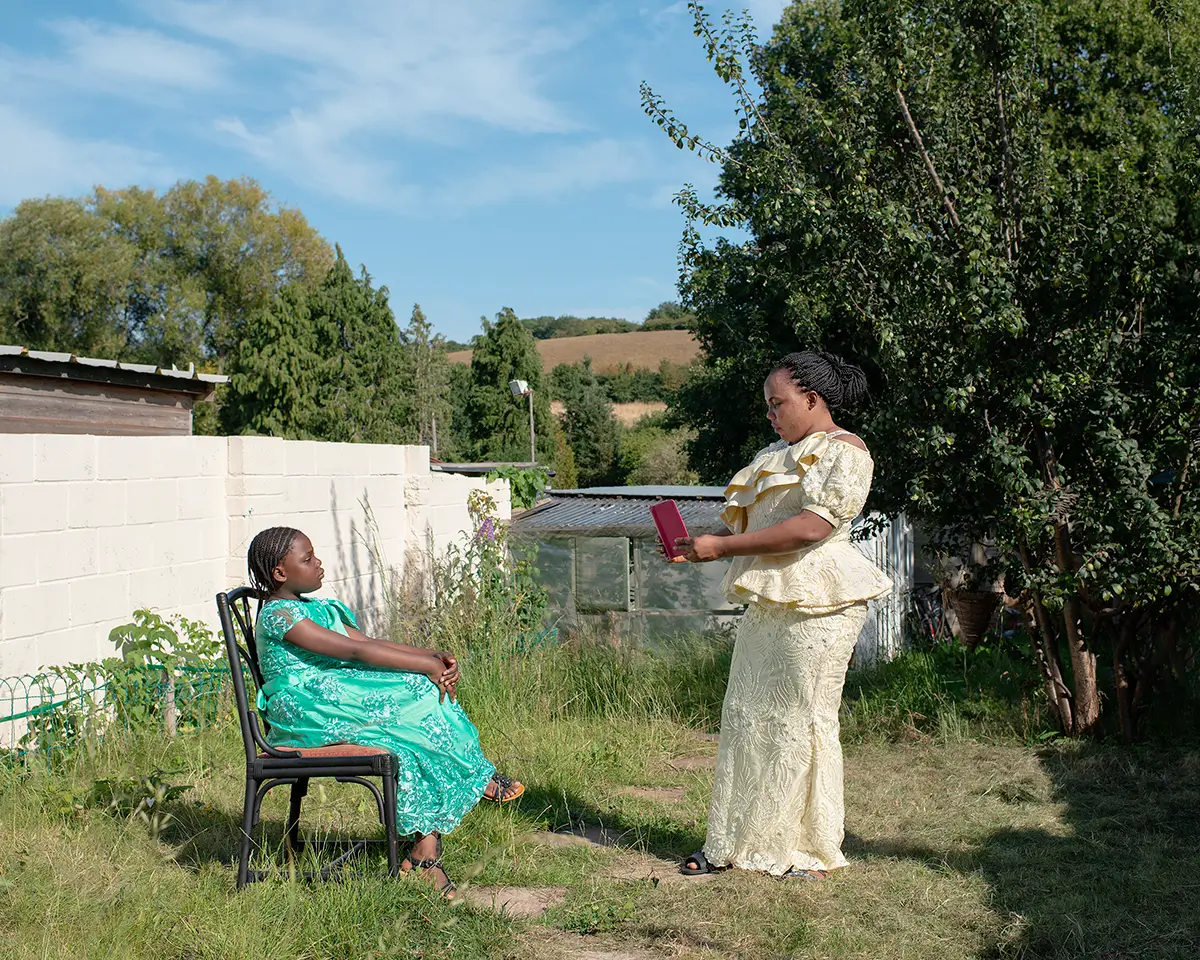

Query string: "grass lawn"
[[3, 639, 1198, 960]]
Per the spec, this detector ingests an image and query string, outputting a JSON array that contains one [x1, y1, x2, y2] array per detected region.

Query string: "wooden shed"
[[0, 346, 227, 436]]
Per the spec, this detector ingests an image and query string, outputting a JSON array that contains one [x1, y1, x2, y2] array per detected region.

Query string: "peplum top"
[[719, 431, 892, 613]]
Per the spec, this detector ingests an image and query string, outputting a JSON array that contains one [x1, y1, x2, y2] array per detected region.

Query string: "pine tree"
[[308, 247, 415, 444], [557, 358, 621, 487], [404, 303, 452, 455], [221, 283, 321, 438], [464, 307, 554, 463]]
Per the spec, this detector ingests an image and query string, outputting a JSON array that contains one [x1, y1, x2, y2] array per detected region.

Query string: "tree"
[[220, 284, 321, 438], [0, 197, 137, 356], [0, 177, 331, 367], [464, 308, 555, 463], [646, 0, 1200, 737], [643, 301, 696, 330], [308, 249, 415, 444], [221, 249, 414, 443], [619, 417, 700, 486], [404, 303, 453, 455], [555, 358, 623, 487]]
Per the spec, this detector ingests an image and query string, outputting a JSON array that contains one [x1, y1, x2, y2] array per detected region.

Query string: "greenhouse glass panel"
[[574, 537, 630, 611]]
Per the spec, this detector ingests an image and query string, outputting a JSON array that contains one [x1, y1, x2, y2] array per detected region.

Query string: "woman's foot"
[[409, 834, 456, 899], [482, 772, 525, 803], [680, 850, 726, 876]]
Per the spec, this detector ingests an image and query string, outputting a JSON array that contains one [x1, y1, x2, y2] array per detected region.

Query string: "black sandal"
[[680, 850, 723, 876], [411, 836, 456, 898]]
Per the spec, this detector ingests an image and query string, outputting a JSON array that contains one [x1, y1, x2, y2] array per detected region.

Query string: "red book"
[[650, 499, 690, 562]]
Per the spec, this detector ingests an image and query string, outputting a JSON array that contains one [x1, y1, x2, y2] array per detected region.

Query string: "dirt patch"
[[530, 825, 636, 849], [526, 928, 666, 960], [603, 851, 716, 887], [615, 786, 687, 803], [462, 885, 566, 918]]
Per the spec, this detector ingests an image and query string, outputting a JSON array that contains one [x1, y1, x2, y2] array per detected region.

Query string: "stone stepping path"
[[666, 755, 715, 772], [462, 885, 566, 918]]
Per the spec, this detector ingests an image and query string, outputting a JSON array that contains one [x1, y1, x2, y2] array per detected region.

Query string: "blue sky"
[[0, 0, 787, 343]]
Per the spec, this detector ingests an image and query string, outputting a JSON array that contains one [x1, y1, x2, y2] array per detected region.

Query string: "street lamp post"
[[508, 379, 536, 465]]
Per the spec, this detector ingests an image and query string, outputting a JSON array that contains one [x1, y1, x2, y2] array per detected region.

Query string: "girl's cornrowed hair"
[[247, 526, 302, 603], [771, 350, 868, 409]]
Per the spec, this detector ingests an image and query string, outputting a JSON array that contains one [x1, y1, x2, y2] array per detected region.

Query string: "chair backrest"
[[216, 587, 275, 764]]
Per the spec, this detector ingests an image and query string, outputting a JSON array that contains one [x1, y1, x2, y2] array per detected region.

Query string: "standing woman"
[[676, 351, 891, 879]]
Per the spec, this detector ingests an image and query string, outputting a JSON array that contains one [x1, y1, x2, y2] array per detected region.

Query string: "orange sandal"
[[482, 772, 524, 803]]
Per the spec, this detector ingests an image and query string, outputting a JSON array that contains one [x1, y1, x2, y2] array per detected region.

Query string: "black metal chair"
[[215, 587, 402, 888]]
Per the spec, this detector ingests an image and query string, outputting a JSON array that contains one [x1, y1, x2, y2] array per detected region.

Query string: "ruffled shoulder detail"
[[721, 433, 833, 534]]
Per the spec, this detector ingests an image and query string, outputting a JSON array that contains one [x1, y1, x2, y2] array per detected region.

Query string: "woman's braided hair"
[[771, 350, 868, 409], [247, 526, 302, 607]]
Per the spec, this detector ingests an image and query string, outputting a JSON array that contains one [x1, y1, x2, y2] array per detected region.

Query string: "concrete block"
[[35, 435, 97, 482], [68, 573, 132, 627], [404, 475, 431, 508], [0, 533, 38, 588], [0, 637, 39, 677], [69, 481, 128, 528], [177, 476, 224, 521], [200, 518, 227, 561], [95, 436, 164, 480], [484, 479, 513, 520], [0, 581, 70, 639], [1, 482, 71, 535], [403, 445, 430, 476], [154, 519, 208, 566], [368, 444, 406, 476], [129, 565, 179, 610], [226, 475, 286, 499], [283, 475, 329, 511], [227, 436, 286, 477], [37, 626, 104, 669], [361, 477, 401, 511], [97, 525, 152, 575], [313, 442, 358, 477], [0, 435, 36, 483], [37, 528, 99, 583], [284, 440, 317, 477], [195, 437, 228, 477], [125, 479, 180, 525]]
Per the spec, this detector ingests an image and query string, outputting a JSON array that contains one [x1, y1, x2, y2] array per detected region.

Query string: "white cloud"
[[0, 20, 226, 102], [433, 139, 651, 212], [0, 105, 175, 206]]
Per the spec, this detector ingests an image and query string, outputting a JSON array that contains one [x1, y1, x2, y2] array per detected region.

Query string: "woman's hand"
[[676, 535, 726, 563]]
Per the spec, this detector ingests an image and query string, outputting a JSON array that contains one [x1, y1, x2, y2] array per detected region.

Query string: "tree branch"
[[895, 85, 961, 231]]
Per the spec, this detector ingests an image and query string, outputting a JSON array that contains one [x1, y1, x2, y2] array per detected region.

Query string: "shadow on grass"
[[514, 782, 701, 862], [853, 743, 1200, 960]]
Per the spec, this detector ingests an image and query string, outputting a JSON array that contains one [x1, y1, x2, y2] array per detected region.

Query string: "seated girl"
[[247, 525, 523, 898]]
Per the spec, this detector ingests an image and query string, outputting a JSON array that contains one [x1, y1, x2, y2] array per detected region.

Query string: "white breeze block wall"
[[0, 435, 510, 677]]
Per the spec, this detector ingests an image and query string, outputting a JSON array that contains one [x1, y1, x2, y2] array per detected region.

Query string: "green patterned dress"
[[255, 596, 495, 836]]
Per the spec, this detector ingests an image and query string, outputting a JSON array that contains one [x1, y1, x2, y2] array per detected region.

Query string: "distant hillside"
[[447, 329, 700, 373]]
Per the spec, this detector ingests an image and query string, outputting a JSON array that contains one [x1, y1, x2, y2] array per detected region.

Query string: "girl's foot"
[[482, 772, 525, 803], [409, 834, 456, 899], [781, 867, 828, 881]]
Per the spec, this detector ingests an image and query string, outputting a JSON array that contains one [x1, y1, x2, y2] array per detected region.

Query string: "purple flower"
[[476, 518, 496, 541]]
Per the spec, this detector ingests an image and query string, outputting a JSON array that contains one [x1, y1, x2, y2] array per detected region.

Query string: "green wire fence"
[[0, 664, 230, 759]]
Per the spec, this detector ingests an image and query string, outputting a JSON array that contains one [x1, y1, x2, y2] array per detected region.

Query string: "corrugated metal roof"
[[0, 345, 227, 385], [551, 485, 726, 499], [510, 488, 728, 538]]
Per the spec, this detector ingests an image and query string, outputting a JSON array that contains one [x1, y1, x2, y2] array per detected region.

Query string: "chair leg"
[[285, 779, 308, 859], [238, 775, 257, 890], [381, 770, 401, 877]]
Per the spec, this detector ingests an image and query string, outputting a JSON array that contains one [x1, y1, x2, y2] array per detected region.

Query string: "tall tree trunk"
[[1113, 616, 1137, 744], [1018, 544, 1073, 732], [1053, 523, 1100, 734]]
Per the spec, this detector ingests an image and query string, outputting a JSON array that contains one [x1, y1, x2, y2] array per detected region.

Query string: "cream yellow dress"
[[703, 431, 891, 874]]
